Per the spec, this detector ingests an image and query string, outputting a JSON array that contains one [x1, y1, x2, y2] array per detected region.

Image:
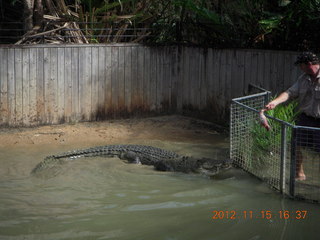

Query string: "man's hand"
[[265, 92, 290, 110], [265, 101, 277, 110]]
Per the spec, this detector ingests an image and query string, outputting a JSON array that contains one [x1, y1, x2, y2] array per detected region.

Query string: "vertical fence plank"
[[0, 48, 8, 125], [78, 47, 85, 120], [190, 47, 196, 107], [232, 50, 245, 98], [150, 47, 157, 111], [105, 46, 112, 115], [36, 48, 44, 124], [250, 51, 258, 88], [182, 47, 189, 108], [64, 47, 72, 122], [15, 49, 23, 125], [284, 53, 294, 90], [224, 50, 232, 112], [289, 53, 301, 88], [199, 48, 206, 109], [197, 48, 202, 109], [22, 48, 30, 125], [164, 47, 172, 111], [8, 49, 16, 125], [137, 45, 144, 111], [71, 47, 79, 121], [212, 49, 221, 108], [257, 51, 265, 89], [156, 48, 164, 112], [57, 47, 65, 122], [91, 46, 99, 120], [79, 47, 92, 120], [143, 47, 150, 111], [86, 47, 92, 120], [263, 51, 271, 91], [49, 48, 58, 124], [170, 46, 178, 112], [243, 51, 252, 95], [219, 50, 227, 116], [156, 48, 163, 111], [97, 46, 106, 119], [277, 52, 285, 91], [206, 48, 214, 107], [43, 48, 50, 123], [111, 46, 119, 116], [43, 48, 52, 124], [118, 46, 125, 114], [229, 50, 236, 100], [176, 47, 183, 113], [131, 46, 138, 111], [124, 46, 132, 112], [270, 52, 278, 95], [187, 47, 193, 107], [162, 47, 169, 111], [29, 48, 37, 125], [190, 47, 199, 108]]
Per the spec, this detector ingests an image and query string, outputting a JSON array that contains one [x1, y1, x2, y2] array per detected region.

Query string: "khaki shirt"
[[285, 71, 320, 118]]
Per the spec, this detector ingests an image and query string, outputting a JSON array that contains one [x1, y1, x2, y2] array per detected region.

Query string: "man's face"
[[299, 62, 320, 76]]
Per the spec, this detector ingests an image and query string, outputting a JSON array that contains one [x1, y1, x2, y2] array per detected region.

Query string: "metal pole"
[[265, 91, 271, 106], [289, 127, 297, 197], [280, 124, 287, 194]]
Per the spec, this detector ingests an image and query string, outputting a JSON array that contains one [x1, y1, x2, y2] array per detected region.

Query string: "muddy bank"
[[0, 115, 229, 150]]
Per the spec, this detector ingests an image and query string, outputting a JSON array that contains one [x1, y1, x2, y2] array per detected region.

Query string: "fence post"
[[265, 91, 271, 106], [280, 124, 287, 194], [289, 127, 297, 197]]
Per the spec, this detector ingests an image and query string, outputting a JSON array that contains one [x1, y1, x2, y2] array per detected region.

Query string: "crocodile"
[[31, 144, 232, 177]]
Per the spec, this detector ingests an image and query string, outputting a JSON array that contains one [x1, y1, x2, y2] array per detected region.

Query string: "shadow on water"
[[0, 140, 320, 240]]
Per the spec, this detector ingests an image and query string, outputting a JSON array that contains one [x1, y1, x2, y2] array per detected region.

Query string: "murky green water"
[[0, 141, 320, 240]]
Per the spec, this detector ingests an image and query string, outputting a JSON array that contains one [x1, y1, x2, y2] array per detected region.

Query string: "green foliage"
[[253, 99, 298, 149], [10, 0, 19, 5], [12, 0, 316, 48], [258, 0, 320, 50]]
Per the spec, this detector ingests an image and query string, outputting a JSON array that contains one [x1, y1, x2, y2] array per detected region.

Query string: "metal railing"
[[0, 21, 152, 44], [230, 89, 320, 203]]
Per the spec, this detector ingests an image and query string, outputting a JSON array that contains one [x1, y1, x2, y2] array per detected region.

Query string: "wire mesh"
[[0, 21, 152, 44], [293, 125, 320, 202], [230, 92, 282, 189], [230, 91, 320, 203]]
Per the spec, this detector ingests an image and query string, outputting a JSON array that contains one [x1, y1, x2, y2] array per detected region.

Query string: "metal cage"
[[230, 90, 320, 203]]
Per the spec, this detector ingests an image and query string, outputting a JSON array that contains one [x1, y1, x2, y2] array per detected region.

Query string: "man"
[[264, 52, 320, 181]]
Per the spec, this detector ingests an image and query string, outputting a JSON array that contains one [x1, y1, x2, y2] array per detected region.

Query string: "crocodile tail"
[[30, 156, 65, 175]]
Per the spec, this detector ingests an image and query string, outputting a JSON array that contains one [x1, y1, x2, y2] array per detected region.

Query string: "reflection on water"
[[0, 141, 320, 240]]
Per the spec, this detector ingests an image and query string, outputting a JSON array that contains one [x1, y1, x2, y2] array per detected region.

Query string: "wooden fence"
[[0, 44, 301, 126]]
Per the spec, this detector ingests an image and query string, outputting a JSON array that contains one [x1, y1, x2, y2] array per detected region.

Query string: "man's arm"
[[265, 92, 290, 110]]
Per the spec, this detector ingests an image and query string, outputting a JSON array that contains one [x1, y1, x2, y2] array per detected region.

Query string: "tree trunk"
[[22, 0, 34, 32], [43, 0, 58, 16], [34, 0, 44, 27]]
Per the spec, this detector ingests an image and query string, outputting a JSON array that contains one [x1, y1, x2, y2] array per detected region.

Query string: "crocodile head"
[[153, 156, 232, 176], [196, 157, 232, 176]]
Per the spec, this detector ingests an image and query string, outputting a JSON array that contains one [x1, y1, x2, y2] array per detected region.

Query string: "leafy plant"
[[254, 100, 298, 145], [249, 99, 299, 170], [258, 0, 320, 50]]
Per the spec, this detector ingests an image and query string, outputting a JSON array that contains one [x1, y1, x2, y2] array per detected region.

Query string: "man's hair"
[[294, 52, 320, 65]]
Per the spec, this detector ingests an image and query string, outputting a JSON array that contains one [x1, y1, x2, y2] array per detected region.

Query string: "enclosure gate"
[[230, 91, 320, 203]]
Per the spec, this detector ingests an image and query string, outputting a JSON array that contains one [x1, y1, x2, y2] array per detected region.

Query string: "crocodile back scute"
[[52, 145, 181, 159], [31, 145, 182, 175]]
